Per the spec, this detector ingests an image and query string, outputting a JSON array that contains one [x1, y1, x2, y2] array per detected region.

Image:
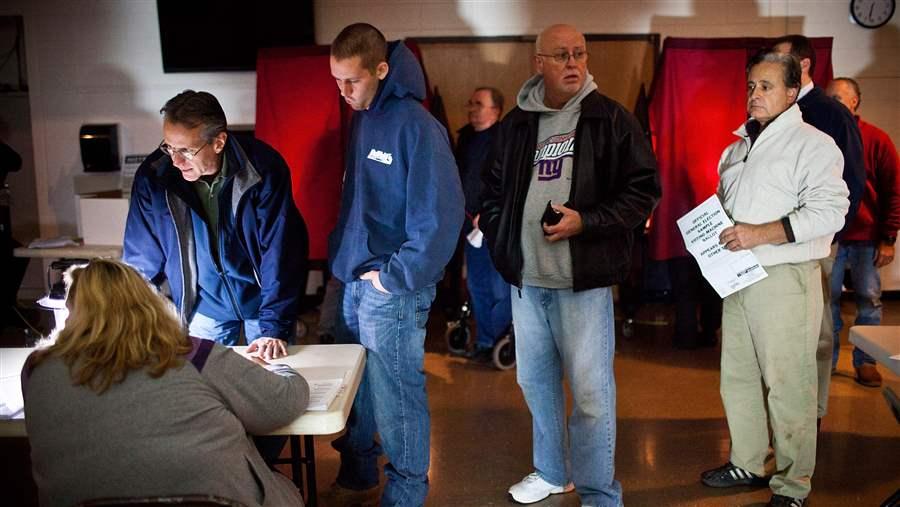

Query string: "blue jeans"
[[512, 285, 622, 507], [187, 311, 262, 346], [464, 243, 512, 349], [830, 242, 880, 368], [333, 279, 435, 506]]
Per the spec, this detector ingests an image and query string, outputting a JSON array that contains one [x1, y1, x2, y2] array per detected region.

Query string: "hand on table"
[[247, 337, 288, 361]]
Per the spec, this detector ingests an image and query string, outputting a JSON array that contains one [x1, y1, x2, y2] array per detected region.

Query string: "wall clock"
[[850, 0, 896, 28]]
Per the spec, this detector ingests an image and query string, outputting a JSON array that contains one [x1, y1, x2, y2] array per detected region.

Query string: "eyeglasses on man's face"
[[537, 50, 588, 64], [158, 140, 209, 161]]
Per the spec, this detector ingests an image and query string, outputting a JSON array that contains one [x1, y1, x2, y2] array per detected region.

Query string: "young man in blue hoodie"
[[326, 23, 464, 506]]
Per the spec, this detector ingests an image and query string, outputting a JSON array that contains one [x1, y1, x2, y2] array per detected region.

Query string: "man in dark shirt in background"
[[773, 35, 866, 427], [456, 86, 512, 363]]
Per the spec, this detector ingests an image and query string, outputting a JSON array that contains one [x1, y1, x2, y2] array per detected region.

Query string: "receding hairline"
[[831, 77, 861, 98], [159, 90, 227, 143], [535, 24, 585, 52], [473, 86, 504, 113], [473, 87, 496, 100]]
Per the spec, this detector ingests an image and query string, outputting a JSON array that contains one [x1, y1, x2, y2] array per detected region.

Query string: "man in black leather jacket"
[[480, 23, 659, 507]]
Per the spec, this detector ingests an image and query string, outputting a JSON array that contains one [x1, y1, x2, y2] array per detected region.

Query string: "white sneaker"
[[508, 472, 574, 504]]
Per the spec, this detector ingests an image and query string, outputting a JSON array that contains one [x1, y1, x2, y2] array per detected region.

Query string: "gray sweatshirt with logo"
[[517, 73, 598, 288]]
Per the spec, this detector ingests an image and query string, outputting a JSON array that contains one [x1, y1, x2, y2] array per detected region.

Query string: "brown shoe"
[[855, 363, 882, 388], [319, 481, 380, 507]]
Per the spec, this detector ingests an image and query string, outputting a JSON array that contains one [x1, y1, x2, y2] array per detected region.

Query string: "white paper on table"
[[891, 354, 900, 361], [466, 228, 483, 248], [305, 378, 344, 411], [28, 236, 78, 249], [677, 195, 768, 299]]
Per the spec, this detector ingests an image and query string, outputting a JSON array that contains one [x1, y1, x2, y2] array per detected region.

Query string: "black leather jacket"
[[480, 91, 661, 291]]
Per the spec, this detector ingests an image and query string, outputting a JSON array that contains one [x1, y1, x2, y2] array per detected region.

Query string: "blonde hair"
[[31, 259, 191, 393]]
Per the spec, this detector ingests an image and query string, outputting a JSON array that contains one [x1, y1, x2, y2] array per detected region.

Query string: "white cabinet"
[[882, 258, 900, 292], [75, 196, 129, 246]]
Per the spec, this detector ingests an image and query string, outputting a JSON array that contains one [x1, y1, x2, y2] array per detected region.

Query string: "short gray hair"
[[160, 90, 227, 143]]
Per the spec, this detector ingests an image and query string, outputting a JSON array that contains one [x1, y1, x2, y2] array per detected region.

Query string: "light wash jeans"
[[512, 285, 622, 507], [332, 279, 436, 507], [187, 311, 262, 346], [830, 242, 880, 368], [464, 242, 512, 350]]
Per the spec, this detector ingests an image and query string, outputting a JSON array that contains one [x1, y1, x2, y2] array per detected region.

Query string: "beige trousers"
[[816, 247, 838, 417], [721, 261, 820, 499]]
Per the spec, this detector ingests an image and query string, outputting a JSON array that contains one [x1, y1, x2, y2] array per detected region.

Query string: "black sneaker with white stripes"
[[700, 462, 769, 488], [767, 494, 805, 507]]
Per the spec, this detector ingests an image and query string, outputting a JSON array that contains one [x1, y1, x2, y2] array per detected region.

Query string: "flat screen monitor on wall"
[[157, 0, 314, 73]]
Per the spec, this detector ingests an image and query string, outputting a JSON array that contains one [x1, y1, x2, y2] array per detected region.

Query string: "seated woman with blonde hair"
[[22, 259, 309, 506]]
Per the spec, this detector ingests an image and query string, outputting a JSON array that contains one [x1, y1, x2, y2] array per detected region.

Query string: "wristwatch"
[[884, 235, 897, 246]]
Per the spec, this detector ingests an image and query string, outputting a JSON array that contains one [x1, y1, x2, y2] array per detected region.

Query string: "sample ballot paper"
[[306, 378, 344, 411], [677, 195, 768, 298]]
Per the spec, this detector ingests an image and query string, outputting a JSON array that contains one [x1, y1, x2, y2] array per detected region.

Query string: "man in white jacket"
[[699, 50, 849, 507]]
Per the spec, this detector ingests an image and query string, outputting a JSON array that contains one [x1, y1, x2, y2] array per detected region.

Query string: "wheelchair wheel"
[[445, 321, 470, 355], [492, 333, 516, 370]]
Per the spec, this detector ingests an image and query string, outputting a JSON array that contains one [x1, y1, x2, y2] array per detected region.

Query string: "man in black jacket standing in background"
[[480, 23, 659, 507]]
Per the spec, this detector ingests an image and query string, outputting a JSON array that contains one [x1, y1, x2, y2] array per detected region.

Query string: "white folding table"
[[0, 344, 366, 507]]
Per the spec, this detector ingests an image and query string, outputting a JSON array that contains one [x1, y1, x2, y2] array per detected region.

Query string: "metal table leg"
[[304, 435, 317, 507], [274, 435, 317, 506]]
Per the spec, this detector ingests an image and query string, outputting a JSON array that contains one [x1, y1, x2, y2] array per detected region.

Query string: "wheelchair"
[[445, 300, 515, 370]]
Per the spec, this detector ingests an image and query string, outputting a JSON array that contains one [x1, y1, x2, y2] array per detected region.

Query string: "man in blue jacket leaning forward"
[[325, 23, 464, 507], [123, 90, 308, 361]]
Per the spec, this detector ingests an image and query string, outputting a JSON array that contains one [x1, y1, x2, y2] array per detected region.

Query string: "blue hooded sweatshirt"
[[328, 41, 464, 294]]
